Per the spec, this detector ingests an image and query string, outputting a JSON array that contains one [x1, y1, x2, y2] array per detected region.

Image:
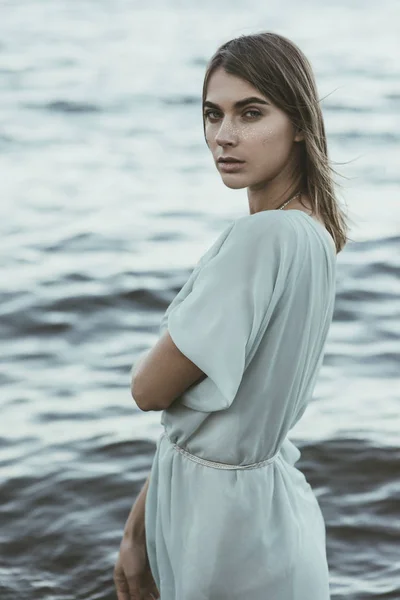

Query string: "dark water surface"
[[1, 1, 399, 598]]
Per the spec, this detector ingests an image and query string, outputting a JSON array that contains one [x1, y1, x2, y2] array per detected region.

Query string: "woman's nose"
[[215, 118, 239, 146]]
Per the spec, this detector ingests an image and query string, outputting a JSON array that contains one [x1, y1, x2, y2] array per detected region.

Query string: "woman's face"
[[203, 67, 303, 190]]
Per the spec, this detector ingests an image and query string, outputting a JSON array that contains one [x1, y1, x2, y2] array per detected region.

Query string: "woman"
[[114, 31, 349, 600]]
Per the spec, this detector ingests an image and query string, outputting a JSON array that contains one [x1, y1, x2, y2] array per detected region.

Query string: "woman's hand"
[[113, 534, 160, 600]]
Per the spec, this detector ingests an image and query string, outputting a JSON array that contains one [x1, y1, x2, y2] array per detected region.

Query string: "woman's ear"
[[294, 130, 305, 142]]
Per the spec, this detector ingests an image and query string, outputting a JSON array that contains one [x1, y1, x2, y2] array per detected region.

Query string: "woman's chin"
[[220, 175, 248, 190]]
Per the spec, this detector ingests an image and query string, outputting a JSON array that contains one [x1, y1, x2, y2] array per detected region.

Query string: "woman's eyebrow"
[[203, 96, 270, 110]]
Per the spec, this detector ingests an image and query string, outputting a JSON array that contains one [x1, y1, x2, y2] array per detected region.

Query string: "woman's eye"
[[204, 110, 221, 120], [204, 109, 261, 121], [245, 110, 262, 119]]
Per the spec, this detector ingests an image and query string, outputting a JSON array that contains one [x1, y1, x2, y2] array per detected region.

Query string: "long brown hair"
[[202, 32, 351, 254]]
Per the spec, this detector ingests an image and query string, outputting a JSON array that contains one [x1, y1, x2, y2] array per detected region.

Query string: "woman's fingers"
[[114, 570, 142, 600], [114, 571, 158, 600], [143, 572, 160, 599], [113, 538, 159, 599]]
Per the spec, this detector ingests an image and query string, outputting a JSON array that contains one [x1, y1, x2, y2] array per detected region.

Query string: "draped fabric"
[[145, 210, 337, 599]]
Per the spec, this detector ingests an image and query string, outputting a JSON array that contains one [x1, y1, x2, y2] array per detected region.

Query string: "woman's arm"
[[114, 474, 159, 599], [130, 351, 151, 381], [123, 474, 150, 540]]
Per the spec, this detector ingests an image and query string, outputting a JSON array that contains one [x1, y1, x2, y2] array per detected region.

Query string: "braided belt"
[[161, 431, 281, 471]]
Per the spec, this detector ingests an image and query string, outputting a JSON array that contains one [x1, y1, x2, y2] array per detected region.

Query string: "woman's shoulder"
[[198, 208, 333, 274], [231, 210, 298, 248], [235, 209, 299, 231], [235, 209, 336, 256], [202, 211, 299, 272]]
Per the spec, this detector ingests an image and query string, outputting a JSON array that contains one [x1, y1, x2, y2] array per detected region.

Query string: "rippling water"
[[1, 1, 399, 598]]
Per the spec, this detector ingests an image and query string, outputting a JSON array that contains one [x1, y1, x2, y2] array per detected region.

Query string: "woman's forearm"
[[123, 474, 150, 540]]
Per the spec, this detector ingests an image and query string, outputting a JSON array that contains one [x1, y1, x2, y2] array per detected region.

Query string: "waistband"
[[161, 431, 282, 471]]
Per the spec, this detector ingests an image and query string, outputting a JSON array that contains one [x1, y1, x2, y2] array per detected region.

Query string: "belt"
[[161, 431, 282, 471]]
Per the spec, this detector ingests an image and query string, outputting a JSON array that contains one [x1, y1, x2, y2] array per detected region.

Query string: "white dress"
[[144, 209, 336, 600]]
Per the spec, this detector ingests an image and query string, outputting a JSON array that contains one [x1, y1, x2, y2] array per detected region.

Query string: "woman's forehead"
[[205, 70, 270, 107]]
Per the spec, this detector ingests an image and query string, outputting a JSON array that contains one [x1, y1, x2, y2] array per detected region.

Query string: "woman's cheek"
[[261, 127, 278, 145]]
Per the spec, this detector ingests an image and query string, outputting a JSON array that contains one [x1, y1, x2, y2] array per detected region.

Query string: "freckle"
[[262, 129, 275, 143], [242, 129, 259, 140]]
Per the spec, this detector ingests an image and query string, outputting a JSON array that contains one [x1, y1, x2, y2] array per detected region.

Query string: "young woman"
[[114, 31, 349, 600]]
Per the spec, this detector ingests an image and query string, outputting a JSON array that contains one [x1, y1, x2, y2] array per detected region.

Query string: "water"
[[1, 1, 399, 598]]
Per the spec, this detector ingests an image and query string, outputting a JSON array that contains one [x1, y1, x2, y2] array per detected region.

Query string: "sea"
[[0, 0, 399, 598]]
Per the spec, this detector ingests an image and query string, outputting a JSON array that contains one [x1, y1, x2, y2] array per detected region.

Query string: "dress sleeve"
[[167, 213, 297, 411], [158, 223, 235, 336]]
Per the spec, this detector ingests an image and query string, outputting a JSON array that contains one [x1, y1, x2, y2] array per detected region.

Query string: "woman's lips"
[[218, 161, 245, 172]]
